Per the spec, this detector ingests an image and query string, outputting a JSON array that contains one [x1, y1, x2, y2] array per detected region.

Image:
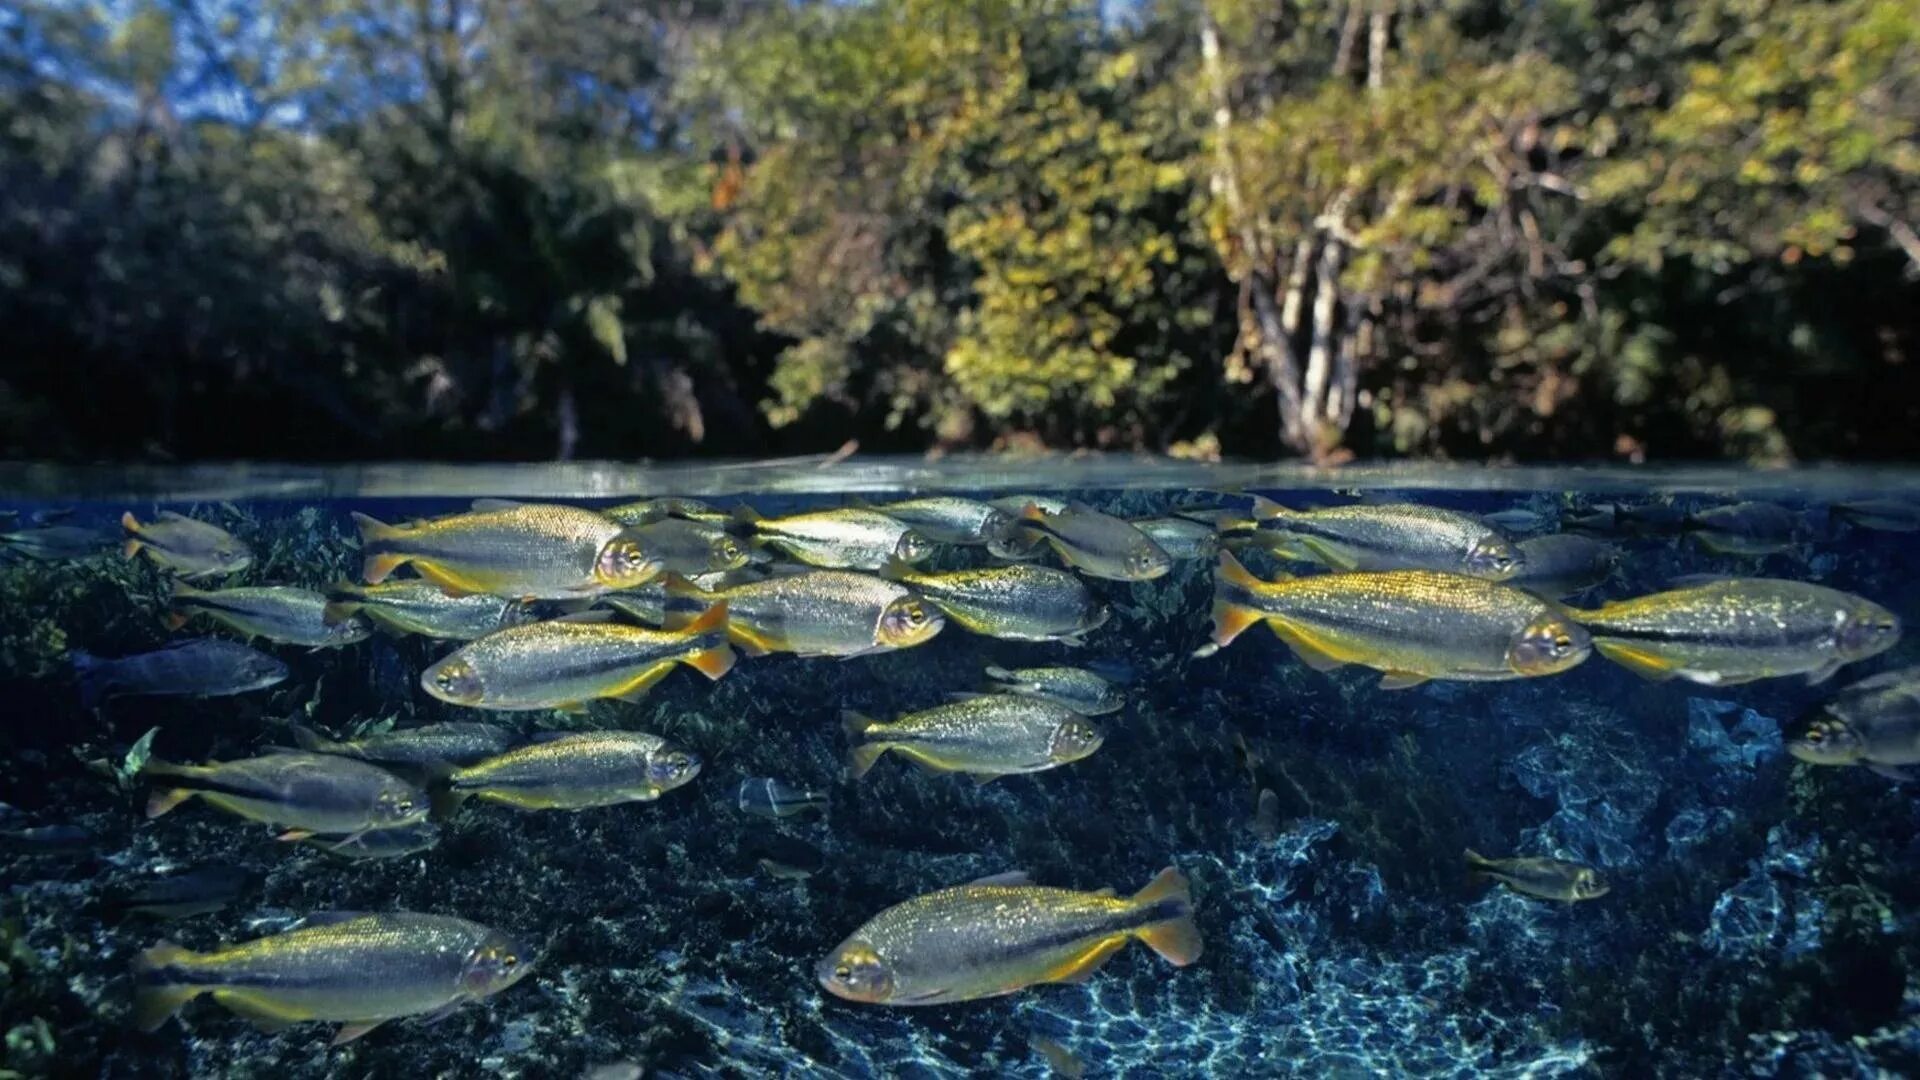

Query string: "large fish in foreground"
[[133, 911, 532, 1044], [1203, 553, 1590, 688], [351, 503, 659, 599], [1229, 498, 1522, 579], [843, 696, 1104, 782], [168, 582, 371, 647], [421, 607, 733, 711], [444, 731, 701, 811], [120, 511, 253, 579], [878, 561, 1109, 644], [143, 752, 427, 839], [658, 572, 943, 657], [817, 867, 1200, 1006], [1570, 578, 1900, 685], [72, 640, 287, 709]]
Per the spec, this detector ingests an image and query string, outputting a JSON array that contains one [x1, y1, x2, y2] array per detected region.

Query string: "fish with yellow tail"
[[659, 571, 943, 658], [729, 505, 933, 570], [842, 696, 1104, 783], [132, 911, 532, 1044], [443, 731, 700, 811], [1465, 850, 1609, 902], [120, 511, 252, 579], [167, 582, 371, 647], [817, 866, 1201, 1005], [1202, 551, 1590, 689], [421, 606, 733, 712], [141, 752, 427, 841], [1569, 578, 1899, 686], [350, 503, 659, 599], [1225, 498, 1523, 579]]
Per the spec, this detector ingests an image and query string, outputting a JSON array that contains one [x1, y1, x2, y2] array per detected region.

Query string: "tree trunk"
[[1368, 2, 1391, 94]]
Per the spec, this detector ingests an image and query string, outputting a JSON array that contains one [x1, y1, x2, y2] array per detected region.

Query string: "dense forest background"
[[3, 0, 1916, 464]]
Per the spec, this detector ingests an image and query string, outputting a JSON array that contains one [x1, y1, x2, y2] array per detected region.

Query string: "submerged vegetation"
[[3, 0, 1918, 463]]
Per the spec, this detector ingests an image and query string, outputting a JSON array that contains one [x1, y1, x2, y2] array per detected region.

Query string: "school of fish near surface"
[[10, 487, 1913, 1057]]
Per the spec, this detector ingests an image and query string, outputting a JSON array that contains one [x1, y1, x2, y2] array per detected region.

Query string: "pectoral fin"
[[1593, 640, 1682, 681]]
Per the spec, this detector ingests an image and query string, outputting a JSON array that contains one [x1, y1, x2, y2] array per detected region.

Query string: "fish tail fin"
[[841, 709, 878, 737], [429, 785, 470, 820], [144, 785, 198, 819], [1463, 848, 1495, 873], [1020, 503, 1048, 523], [131, 941, 202, 1031], [679, 602, 737, 680], [659, 574, 715, 631], [350, 513, 408, 583], [163, 580, 196, 630], [1249, 495, 1291, 521], [728, 505, 763, 530], [72, 650, 108, 710], [1131, 867, 1202, 966], [119, 512, 145, 561], [841, 710, 886, 778], [1208, 552, 1270, 648], [322, 582, 364, 626]]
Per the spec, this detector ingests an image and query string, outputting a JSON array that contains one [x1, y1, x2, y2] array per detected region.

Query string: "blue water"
[[4, 460, 1920, 1078]]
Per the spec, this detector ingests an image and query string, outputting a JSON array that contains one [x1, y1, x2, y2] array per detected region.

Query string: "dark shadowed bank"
[[5, 0, 1920, 465], [3, 467, 1920, 1076]]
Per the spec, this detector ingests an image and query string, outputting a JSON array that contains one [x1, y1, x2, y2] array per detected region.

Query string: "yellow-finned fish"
[[731, 506, 932, 570], [351, 503, 659, 600], [1010, 504, 1172, 581], [120, 511, 252, 579], [421, 606, 734, 712], [1465, 849, 1609, 902], [141, 752, 427, 840], [1570, 578, 1900, 686], [877, 561, 1109, 644], [982, 665, 1125, 715], [323, 580, 536, 640], [625, 517, 750, 575], [817, 866, 1201, 1005], [167, 582, 371, 647], [659, 572, 943, 658], [1204, 552, 1590, 689], [863, 497, 1014, 546], [1230, 497, 1523, 579], [842, 696, 1104, 782], [132, 911, 532, 1044], [445, 731, 701, 810], [1788, 667, 1920, 780]]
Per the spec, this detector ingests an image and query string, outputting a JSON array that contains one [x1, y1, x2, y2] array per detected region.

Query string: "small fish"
[[1465, 849, 1609, 902], [1564, 501, 1687, 536], [1684, 501, 1802, 556], [982, 665, 1124, 715], [132, 911, 533, 1044], [1205, 552, 1590, 688], [602, 497, 724, 527], [1788, 667, 1920, 780], [1508, 534, 1618, 599], [0, 524, 114, 561], [598, 569, 765, 626], [757, 858, 816, 882], [878, 561, 1109, 644], [1030, 1034, 1087, 1079], [1482, 508, 1553, 534], [1252, 788, 1281, 843], [817, 866, 1200, 1005], [143, 752, 427, 839], [731, 506, 932, 570], [658, 571, 943, 658], [168, 582, 370, 647], [1832, 499, 1920, 533], [323, 581, 535, 640], [351, 503, 659, 599], [734, 777, 828, 819], [1571, 578, 1900, 686], [1011, 504, 1171, 581], [1129, 516, 1219, 561], [304, 822, 443, 860], [445, 731, 701, 811], [288, 722, 523, 776], [120, 511, 252, 579], [843, 696, 1104, 783], [111, 864, 254, 920], [625, 517, 750, 575], [72, 640, 287, 709], [422, 607, 733, 711], [863, 497, 1014, 546], [0, 824, 96, 853], [1233, 498, 1522, 579]]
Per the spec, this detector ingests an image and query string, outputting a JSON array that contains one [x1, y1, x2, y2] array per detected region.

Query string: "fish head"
[[977, 508, 1015, 545], [1507, 613, 1592, 676], [894, 530, 934, 564], [1048, 716, 1106, 764], [423, 655, 486, 705], [372, 780, 428, 827], [595, 533, 667, 589], [1465, 536, 1522, 580], [646, 743, 703, 793], [1785, 709, 1867, 766], [817, 940, 895, 1004], [1837, 603, 1902, 661], [236, 650, 291, 689], [499, 600, 540, 629], [1123, 538, 1173, 580], [461, 929, 535, 999], [706, 534, 750, 572], [1569, 868, 1610, 901], [325, 612, 374, 646], [877, 597, 944, 649]]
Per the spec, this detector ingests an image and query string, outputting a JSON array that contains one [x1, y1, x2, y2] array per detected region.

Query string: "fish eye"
[[1805, 727, 1825, 742], [834, 964, 852, 981], [907, 605, 926, 626], [502, 954, 518, 968], [1553, 634, 1573, 654]]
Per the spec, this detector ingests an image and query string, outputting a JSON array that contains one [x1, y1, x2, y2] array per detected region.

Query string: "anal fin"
[[607, 663, 675, 703], [1043, 936, 1127, 986], [1593, 640, 1682, 682], [1378, 671, 1429, 690]]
